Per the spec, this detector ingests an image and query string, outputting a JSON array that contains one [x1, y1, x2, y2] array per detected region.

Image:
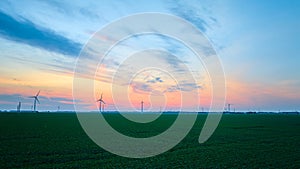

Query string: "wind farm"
[[0, 86, 299, 168], [4, 92, 298, 114], [1, 0, 300, 168]]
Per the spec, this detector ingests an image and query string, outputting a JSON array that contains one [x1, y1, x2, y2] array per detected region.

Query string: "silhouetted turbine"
[[29, 90, 40, 112], [227, 103, 235, 112], [17, 101, 21, 113], [141, 100, 144, 113], [96, 93, 105, 112]]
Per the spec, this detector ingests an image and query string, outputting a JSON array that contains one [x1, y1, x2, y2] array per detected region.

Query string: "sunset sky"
[[0, 0, 299, 112]]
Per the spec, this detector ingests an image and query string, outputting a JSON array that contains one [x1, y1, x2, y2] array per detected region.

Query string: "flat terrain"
[[0, 113, 299, 168]]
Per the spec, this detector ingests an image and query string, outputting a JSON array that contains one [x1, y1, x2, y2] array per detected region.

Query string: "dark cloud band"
[[0, 11, 82, 56]]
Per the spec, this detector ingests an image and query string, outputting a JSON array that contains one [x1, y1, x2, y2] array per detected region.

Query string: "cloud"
[[162, 82, 201, 93], [167, 0, 211, 32], [48, 97, 77, 105], [163, 85, 180, 93], [146, 76, 164, 83], [0, 93, 79, 111], [179, 82, 202, 91], [0, 11, 82, 56], [130, 82, 152, 94], [0, 94, 22, 105], [156, 77, 163, 83]]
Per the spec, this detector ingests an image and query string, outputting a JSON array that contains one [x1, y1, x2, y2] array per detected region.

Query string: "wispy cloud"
[[0, 11, 82, 56], [167, 0, 213, 32]]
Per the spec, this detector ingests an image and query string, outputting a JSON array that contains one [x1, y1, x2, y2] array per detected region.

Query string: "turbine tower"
[[17, 101, 21, 113], [141, 100, 144, 113], [227, 103, 233, 112], [29, 90, 40, 112], [17, 96, 21, 113], [96, 93, 105, 112]]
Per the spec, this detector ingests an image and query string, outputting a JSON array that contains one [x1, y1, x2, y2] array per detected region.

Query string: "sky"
[[0, 0, 299, 112]]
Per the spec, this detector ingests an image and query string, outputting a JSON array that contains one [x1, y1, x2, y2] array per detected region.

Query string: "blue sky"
[[0, 0, 299, 111]]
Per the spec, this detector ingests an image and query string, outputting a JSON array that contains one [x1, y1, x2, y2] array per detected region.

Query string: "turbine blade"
[[101, 100, 106, 104], [36, 90, 40, 97], [28, 96, 35, 98], [100, 93, 103, 100], [36, 98, 40, 104]]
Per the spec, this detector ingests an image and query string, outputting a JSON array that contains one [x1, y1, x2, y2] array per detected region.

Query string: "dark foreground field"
[[0, 113, 299, 168]]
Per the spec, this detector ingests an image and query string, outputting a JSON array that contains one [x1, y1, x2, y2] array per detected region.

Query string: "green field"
[[0, 113, 299, 168]]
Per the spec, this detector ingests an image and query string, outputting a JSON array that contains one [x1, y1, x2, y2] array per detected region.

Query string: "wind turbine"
[[17, 96, 21, 113], [96, 93, 105, 112], [29, 90, 40, 112], [141, 100, 144, 113], [17, 101, 21, 113], [227, 103, 233, 112]]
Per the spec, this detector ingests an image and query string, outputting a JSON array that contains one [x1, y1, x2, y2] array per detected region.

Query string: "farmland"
[[0, 113, 299, 168]]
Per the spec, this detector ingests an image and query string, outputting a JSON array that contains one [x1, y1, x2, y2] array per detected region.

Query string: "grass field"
[[0, 113, 299, 168]]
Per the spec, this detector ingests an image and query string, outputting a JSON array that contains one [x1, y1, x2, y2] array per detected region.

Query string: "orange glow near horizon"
[[4, 58, 298, 112], [0, 62, 216, 111], [3, 67, 300, 111]]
